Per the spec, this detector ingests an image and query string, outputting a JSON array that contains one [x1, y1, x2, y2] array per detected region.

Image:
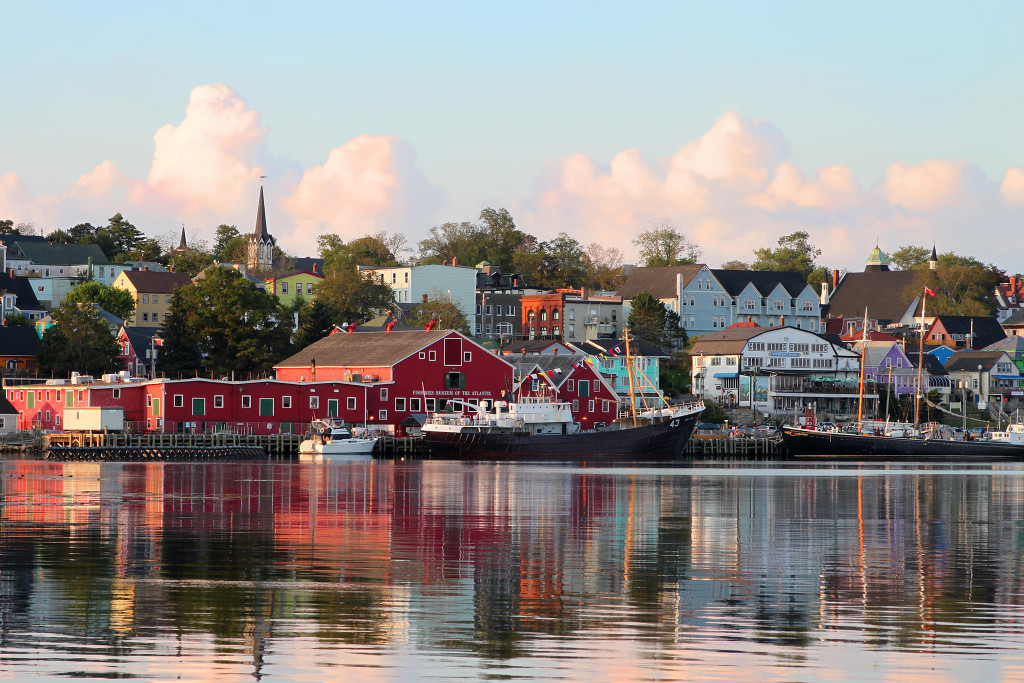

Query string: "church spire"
[[247, 182, 276, 272], [254, 185, 270, 239], [177, 224, 188, 251], [929, 242, 938, 270]]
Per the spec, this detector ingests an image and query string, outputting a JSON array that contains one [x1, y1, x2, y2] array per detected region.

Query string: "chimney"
[[1012, 276, 1018, 304], [452, 257, 458, 267], [422, 294, 428, 303], [168, 265, 174, 272], [779, 315, 785, 326], [312, 263, 318, 274], [580, 286, 588, 300], [443, 260, 448, 266], [747, 315, 752, 323], [143, 266, 149, 271], [832, 269, 839, 289]]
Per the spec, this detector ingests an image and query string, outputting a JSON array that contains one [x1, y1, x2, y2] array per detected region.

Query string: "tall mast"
[[914, 288, 927, 429], [624, 328, 639, 427], [857, 308, 868, 431]]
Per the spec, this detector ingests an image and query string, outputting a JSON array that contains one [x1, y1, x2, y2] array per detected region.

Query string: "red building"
[[520, 292, 565, 341], [511, 355, 620, 427], [275, 330, 516, 434]]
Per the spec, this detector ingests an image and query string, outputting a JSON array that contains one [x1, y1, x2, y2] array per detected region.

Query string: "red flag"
[[347, 322, 357, 334], [385, 319, 395, 333], [425, 319, 438, 331], [153, 338, 164, 347], [924, 287, 937, 297]]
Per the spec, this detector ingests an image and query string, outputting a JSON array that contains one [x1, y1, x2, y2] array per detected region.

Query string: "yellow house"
[[112, 270, 193, 327], [264, 269, 324, 307]]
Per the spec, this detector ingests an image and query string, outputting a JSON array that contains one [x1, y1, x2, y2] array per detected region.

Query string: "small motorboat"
[[298, 419, 379, 462]]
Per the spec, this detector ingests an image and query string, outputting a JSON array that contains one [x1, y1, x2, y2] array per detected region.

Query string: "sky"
[[3, 1, 1024, 273]]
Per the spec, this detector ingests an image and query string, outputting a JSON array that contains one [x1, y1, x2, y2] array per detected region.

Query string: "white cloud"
[[1001, 167, 1024, 205], [281, 135, 442, 252]]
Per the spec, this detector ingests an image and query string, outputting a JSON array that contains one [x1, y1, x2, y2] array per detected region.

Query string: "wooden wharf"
[[44, 432, 303, 457]]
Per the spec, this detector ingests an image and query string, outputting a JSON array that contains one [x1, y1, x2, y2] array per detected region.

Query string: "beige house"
[[112, 270, 193, 327]]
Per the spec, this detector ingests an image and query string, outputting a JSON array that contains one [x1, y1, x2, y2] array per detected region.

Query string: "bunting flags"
[[611, 345, 622, 356]]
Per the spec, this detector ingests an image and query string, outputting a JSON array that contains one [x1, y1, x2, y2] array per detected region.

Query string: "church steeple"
[[864, 244, 890, 272], [929, 243, 938, 270], [176, 224, 188, 252], [247, 183, 276, 272]]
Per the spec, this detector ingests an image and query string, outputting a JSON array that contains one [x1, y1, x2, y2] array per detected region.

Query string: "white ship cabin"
[[426, 397, 581, 435]]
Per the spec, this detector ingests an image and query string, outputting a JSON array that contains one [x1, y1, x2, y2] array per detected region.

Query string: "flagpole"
[[857, 308, 868, 432]]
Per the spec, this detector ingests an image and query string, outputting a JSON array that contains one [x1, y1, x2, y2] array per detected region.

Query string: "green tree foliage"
[[751, 230, 821, 282], [632, 223, 702, 267], [96, 213, 145, 260], [346, 232, 406, 266], [405, 289, 469, 333], [292, 299, 340, 350], [627, 290, 688, 350], [0, 219, 19, 235], [582, 242, 625, 290], [314, 236, 395, 322], [170, 248, 216, 277], [120, 238, 164, 264], [218, 235, 249, 262], [479, 207, 531, 267], [888, 245, 931, 270], [3, 313, 29, 326], [36, 304, 123, 377], [159, 266, 292, 377], [213, 225, 240, 254], [906, 253, 1002, 316], [720, 260, 750, 270], [63, 281, 137, 321], [417, 221, 487, 265]]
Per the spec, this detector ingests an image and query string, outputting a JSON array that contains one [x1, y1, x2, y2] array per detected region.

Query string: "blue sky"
[[3, 2, 1023, 271]]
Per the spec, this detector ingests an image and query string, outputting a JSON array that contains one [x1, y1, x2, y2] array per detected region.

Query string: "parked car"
[[755, 425, 778, 436]]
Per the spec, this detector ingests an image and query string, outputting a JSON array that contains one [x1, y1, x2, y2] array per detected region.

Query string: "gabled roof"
[[275, 330, 507, 370], [266, 270, 324, 281], [617, 265, 704, 300], [945, 351, 1006, 373], [0, 273, 41, 309], [0, 325, 41, 356], [511, 354, 618, 396], [1001, 308, 1024, 326], [982, 335, 1024, 353], [120, 325, 160, 353], [931, 315, 1006, 349], [689, 326, 767, 355], [11, 242, 110, 266], [0, 394, 18, 416], [0, 234, 46, 249], [293, 257, 324, 274], [121, 270, 193, 293], [710, 269, 813, 298], [503, 339, 576, 355], [825, 270, 920, 324]]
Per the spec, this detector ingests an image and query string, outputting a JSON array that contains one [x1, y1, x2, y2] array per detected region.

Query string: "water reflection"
[[2, 459, 1024, 680]]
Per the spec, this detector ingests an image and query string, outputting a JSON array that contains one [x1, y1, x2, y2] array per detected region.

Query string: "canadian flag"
[[925, 287, 937, 297]]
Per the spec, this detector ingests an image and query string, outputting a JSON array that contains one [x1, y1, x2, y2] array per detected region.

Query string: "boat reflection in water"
[[2, 459, 1024, 680]]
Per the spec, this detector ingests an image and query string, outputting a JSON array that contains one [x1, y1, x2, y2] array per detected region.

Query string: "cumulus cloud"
[[518, 112, 1024, 271], [282, 135, 442, 250]]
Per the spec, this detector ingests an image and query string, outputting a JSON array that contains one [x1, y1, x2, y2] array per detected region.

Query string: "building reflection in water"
[[1, 459, 1024, 679]]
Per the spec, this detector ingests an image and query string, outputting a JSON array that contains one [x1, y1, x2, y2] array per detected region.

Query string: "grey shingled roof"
[[12, 242, 110, 266], [932, 315, 1006, 349], [276, 329, 463, 369], [710, 269, 812, 298], [689, 326, 767, 355], [0, 273, 41, 309], [826, 270, 919, 324], [0, 326, 41, 356], [945, 351, 1005, 373], [617, 265, 703, 300]]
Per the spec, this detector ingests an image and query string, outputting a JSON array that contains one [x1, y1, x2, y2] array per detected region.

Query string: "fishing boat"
[[421, 330, 704, 460], [298, 418, 379, 461], [780, 423, 1024, 459]]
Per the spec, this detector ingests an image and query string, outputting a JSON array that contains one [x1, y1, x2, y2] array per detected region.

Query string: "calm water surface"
[[2, 458, 1024, 681]]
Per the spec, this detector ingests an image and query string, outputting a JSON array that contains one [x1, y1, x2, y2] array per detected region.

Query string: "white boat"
[[298, 419, 379, 461]]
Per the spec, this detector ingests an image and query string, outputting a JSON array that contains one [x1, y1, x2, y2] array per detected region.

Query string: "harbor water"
[[2, 457, 1024, 681]]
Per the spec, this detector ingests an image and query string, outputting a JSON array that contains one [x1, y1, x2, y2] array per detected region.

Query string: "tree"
[[416, 221, 487, 265], [543, 233, 588, 288], [213, 225, 240, 254], [159, 266, 292, 376], [633, 222, 702, 267], [346, 232, 404, 266], [479, 207, 531, 268], [627, 290, 687, 350], [406, 289, 469, 334], [292, 299, 340, 350], [218, 235, 249, 262], [63, 281, 136, 321], [889, 245, 931, 270], [3, 313, 29, 326], [36, 304, 122, 377], [751, 230, 821, 282], [95, 213, 145, 259], [0, 219, 19, 235], [906, 253, 1002, 316], [170, 248, 215, 277], [720, 260, 750, 270], [583, 242, 625, 290]]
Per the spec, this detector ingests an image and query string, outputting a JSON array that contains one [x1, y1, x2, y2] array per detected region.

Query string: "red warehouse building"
[[275, 330, 515, 434]]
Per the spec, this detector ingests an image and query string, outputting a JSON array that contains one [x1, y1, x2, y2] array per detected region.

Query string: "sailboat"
[[781, 296, 1024, 459], [421, 330, 704, 459]]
